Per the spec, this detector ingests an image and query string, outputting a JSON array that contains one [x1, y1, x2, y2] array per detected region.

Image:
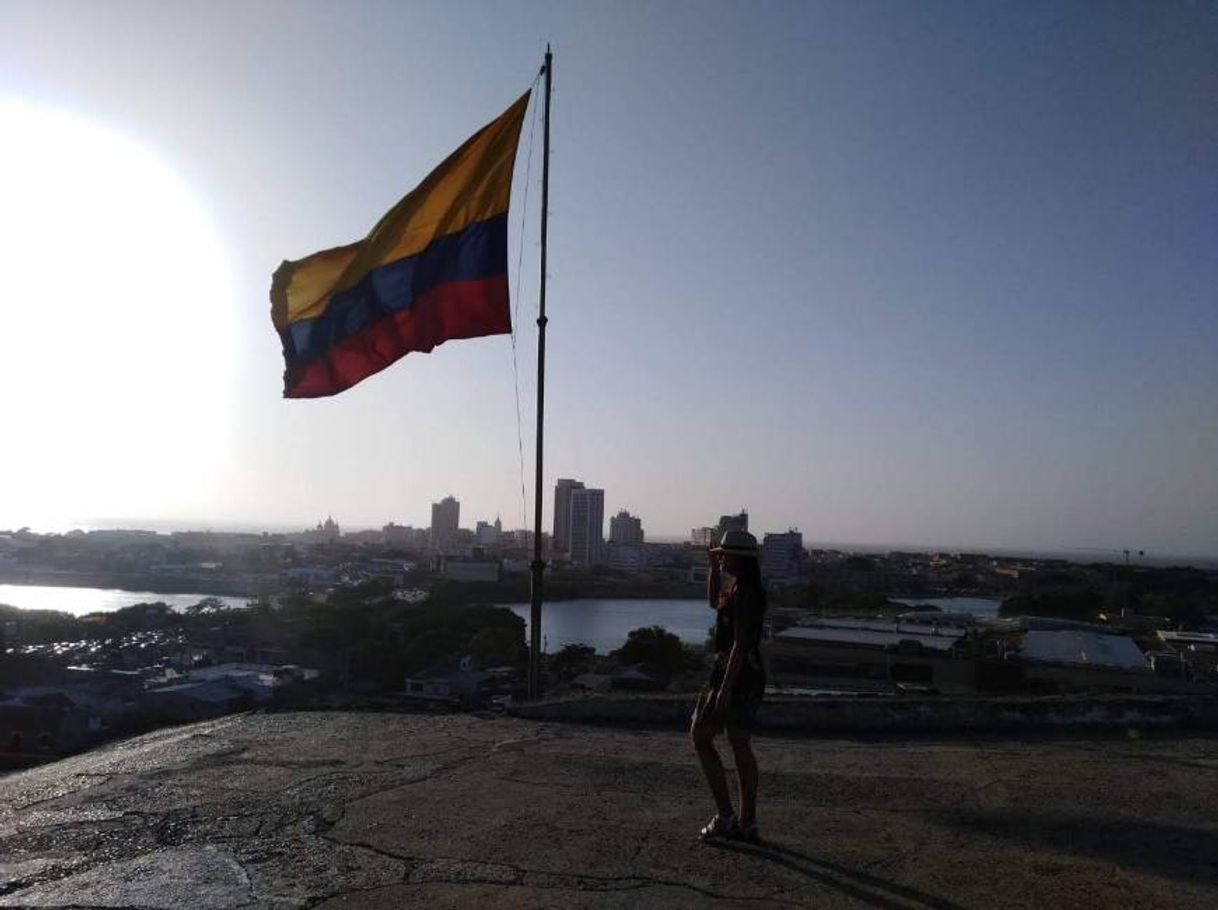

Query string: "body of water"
[[504, 595, 1003, 654], [891, 596, 1002, 617], [504, 598, 714, 654], [0, 583, 1002, 639], [0, 584, 248, 617]]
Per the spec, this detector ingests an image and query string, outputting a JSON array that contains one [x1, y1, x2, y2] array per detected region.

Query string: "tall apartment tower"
[[430, 496, 460, 549], [552, 478, 584, 556], [609, 510, 644, 546], [762, 530, 803, 581], [568, 487, 605, 565], [715, 510, 749, 542]]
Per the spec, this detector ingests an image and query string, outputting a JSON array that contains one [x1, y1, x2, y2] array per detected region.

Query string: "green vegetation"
[[1135, 594, 1208, 627], [82, 602, 176, 634], [0, 602, 81, 643], [285, 595, 525, 688], [613, 625, 704, 674], [999, 593, 1104, 622], [1001, 588, 1212, 625], [549, 643, 596, 680], [2, 591, 527, 694]]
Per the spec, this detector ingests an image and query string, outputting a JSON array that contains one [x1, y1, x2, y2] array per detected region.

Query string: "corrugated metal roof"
[[774, 627, 959, 652], [1018, 630, 1147, 670]]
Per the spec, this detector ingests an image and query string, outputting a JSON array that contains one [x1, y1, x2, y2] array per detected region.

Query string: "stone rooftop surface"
[[0, 712, 1214, 908]]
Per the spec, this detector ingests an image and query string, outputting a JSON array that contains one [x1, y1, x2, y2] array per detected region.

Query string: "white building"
[[383, 522, 427, 549], [609, 510, 644, 546], [299, 517, 340, 544], [475, 517, 502, 546]]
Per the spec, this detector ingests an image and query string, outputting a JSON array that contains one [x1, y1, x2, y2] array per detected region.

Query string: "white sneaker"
[[699, 812, 739, 840]]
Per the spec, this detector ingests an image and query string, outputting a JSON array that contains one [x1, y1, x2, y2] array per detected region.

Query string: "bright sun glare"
[[0, 101, 237, 529]]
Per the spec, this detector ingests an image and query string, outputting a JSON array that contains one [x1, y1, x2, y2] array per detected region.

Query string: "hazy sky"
[[0, 1, 1215, 556]]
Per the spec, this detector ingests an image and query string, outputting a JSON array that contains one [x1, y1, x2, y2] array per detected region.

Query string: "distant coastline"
[[4, 520, 1215, 570], [0, 568, 262, 599]]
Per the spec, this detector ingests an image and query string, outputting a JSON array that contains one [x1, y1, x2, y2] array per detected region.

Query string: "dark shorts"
[[696, 660, 765, 732]]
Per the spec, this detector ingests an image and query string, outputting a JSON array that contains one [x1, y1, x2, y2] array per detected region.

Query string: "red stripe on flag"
[[284, 276, 510, 398]]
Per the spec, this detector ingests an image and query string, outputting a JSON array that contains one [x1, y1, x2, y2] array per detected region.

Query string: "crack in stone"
[[326, 839, 805, 904], [325, 749, 490, 814]]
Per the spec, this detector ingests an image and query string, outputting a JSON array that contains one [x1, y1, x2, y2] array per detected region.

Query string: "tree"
[[999, 592, 1104, 622], [615, 626, 690, 673], [550, 643, 596, 679], [84, 602, 176, 636], [186, 596, 229, 616], [0, 604, 82, 644], [467, 625, 526, 667]]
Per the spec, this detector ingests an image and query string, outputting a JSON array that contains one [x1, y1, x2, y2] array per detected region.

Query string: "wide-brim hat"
[[711, 529, 759, 558]]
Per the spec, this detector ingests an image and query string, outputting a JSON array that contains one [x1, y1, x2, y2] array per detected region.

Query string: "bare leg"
[[690, 710, 733, 815], [727, 728, 758, 827]]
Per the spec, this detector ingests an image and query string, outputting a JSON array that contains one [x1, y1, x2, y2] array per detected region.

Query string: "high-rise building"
[[552, 478, 584, 556], [609, 510, 644, 546], [715, 510, 749, 542], [762, 530, 803, 582], [430, 496, 460, 549], [568, 487, 605, 565]]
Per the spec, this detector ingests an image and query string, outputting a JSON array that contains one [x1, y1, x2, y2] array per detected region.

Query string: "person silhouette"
[[690, 529, 767, 842]]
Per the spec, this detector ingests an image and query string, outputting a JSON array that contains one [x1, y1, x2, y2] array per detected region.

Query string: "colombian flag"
[[271, 91, 531, 398]]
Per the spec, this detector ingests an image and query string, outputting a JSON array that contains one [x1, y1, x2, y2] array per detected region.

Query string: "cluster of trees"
[[7, 581, 729, 697], [290, 597, 526, 688], [2, 587, 530, 693], [614, 625, 705, 673], [999, 592, 1104, 622], [548, 625, 708, 683], [0, 602, 83, 644], [999, 591, 1210, 626]]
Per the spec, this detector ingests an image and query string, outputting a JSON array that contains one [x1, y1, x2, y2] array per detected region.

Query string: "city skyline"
[[1, 2, 1214, 559], [12, 504, 1217, 569]]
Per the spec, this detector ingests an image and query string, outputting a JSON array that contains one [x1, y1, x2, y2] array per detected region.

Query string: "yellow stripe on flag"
[[272, 90, 531, 330]]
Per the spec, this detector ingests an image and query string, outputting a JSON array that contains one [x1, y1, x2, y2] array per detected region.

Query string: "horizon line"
[[5, 516, 1216, 567]]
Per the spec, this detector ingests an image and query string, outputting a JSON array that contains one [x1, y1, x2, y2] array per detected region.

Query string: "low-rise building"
[[141, 681, 252, 723], [605, 543, 647, 572], [403, 656, 493, 707], [474, 519, 502, 547], [280, 566, 338, 587]]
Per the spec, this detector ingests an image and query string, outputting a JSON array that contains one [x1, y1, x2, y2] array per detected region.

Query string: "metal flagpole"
[[527, 45, 553, 701]]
